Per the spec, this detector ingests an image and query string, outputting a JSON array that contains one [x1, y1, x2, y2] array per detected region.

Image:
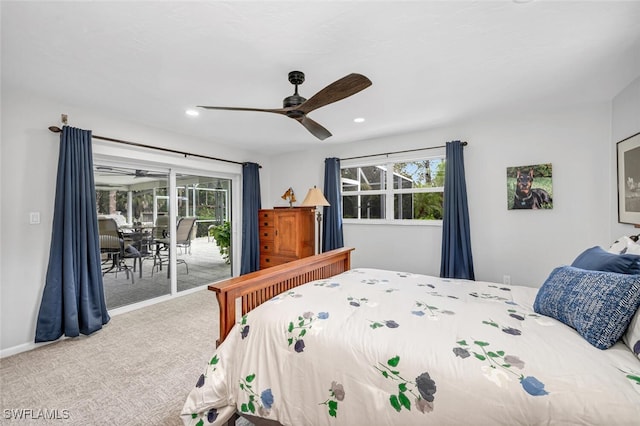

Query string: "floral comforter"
[[181, 268, 640, 425]]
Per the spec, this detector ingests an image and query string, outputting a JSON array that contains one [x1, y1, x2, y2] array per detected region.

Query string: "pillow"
[[626, 241, 640, 256], [623, 310, 640, 359], [608, 236, 634, 254], [125, 245, 140, 256], [608, 236, 640, 256], [533, 266, 640, 349], [571, 246, 640, 275]]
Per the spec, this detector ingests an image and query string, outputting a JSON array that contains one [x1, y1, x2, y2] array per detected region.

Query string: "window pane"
[[94, 165, 172, 309], [360, 194, 385, 219], [360, 165, 386, 190], [342, 195, 359, 218], [342, 166, 387, 192], [342, 194, 386, 219], [131, 189, 155, 223], [394, 192, 444, 220], [174, 174, 232, 293], [341, 167, 359, 192], [96, 189, 130, 218], [393, 159, 445, 189]]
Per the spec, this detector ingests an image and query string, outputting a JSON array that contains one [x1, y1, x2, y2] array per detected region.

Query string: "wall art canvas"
[[507, 163, 553, 210], [617, 132, 640, 225]]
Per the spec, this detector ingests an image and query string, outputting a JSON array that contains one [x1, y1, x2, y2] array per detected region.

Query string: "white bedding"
[[181, 268, 640, 425]]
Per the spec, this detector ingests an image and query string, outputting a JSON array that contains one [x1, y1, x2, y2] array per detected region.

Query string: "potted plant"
[[210, 221, 231, 264]]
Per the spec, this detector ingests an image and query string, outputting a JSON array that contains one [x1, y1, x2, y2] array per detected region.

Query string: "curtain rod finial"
[[48, 126, 62, 133]]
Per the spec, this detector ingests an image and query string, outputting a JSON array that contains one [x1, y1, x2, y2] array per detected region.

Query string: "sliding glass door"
[[94, 164, 234, 309], [95, 165, 171, 308], [175, 173, 232, 292]]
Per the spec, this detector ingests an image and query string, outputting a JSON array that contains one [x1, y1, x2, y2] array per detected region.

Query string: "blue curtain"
[[440, 141, 475, 280], [35, 126, 110, 343], [240, 162, 261, 274], [322, 157, 344, 252]]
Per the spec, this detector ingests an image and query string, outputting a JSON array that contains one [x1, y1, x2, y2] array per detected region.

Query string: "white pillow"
[[626, 241, 640, 255], [623, 309, 640, 359], [608, 236, 640, 254]]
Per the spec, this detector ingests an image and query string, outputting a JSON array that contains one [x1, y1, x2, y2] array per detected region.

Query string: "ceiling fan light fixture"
[[185, 109, 200, 117], [354, 117, 365, 123]]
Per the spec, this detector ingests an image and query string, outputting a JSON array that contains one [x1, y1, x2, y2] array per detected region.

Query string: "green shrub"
[[210, 221, 231, 264]]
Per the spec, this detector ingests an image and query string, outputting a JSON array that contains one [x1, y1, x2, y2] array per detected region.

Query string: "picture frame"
[[506, 163, 553, 210], [617, 131, 640, 225]]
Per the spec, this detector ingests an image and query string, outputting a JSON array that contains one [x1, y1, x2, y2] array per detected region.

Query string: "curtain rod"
[[47, 125, 255, 167], [340, 141, 467, 161]]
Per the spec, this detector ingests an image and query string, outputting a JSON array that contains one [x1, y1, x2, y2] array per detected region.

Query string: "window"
[[341, 157, 445, 222]]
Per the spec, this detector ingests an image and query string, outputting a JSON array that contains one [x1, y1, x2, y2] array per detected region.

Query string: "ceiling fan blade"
[[297, 73, 372, 114], [295, 116, 332, 141], [197, 105, 289, 115]]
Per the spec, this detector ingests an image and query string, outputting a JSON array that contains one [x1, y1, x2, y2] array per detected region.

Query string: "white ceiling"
[[3, 1, 640, 154]]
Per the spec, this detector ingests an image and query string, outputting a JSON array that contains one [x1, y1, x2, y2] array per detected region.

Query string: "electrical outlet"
[[503, 275, 511, 285]]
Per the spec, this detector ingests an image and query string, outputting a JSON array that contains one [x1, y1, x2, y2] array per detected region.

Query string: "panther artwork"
[[512, 169, 553, 209]]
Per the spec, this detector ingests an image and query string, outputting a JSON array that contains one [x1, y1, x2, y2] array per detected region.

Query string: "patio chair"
[[98, 217, 140, 283], [176, 217, 197, 256], [152, 216, 197, 277], [148, 215, 168, 270]]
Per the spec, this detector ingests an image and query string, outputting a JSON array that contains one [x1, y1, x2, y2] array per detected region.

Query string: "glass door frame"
[[93, 152, 242, 310]]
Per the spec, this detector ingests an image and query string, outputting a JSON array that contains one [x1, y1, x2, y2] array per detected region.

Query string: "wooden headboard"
[[208, 247, 354, 345]]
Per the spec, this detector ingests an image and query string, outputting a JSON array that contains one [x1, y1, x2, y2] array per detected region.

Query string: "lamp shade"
[[300, 186, 330, 207]]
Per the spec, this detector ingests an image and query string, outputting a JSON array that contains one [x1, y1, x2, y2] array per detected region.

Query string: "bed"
[[181, 246, 640, 425]]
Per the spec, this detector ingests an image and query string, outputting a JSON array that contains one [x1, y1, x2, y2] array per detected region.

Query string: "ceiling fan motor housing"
[[283, 94, 307, 112], [284, 70, 306, 114]]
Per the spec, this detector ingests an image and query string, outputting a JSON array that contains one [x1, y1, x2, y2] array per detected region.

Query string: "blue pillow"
[[571, 246, 640, 275], [533, 266, 640, 349]]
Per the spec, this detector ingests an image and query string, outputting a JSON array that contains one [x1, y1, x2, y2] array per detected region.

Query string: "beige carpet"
[[0, 289, 228, 425]]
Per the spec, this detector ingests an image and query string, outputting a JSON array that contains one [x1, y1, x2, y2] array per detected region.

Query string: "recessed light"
[[185, 109, 200, 117], [354, 117, 365, 123]]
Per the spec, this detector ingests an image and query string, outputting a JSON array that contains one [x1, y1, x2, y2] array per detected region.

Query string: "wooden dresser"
[[259, 207, 315, 269]]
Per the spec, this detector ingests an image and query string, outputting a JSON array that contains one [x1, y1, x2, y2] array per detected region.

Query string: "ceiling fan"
[[95, 166, 165, 179], [198, 71, 372, 140]]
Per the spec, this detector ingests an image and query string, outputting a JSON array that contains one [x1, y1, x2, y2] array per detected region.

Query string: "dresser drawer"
[[259, 210, 275, 228], [259, 228, 275, 240], [260, 240, 274, 254]]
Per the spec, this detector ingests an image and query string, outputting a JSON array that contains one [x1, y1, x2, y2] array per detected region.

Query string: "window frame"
[[341, 151, 445, 226]]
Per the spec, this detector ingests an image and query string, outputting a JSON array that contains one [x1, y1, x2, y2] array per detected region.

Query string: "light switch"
[[29, 212, 40, 224]]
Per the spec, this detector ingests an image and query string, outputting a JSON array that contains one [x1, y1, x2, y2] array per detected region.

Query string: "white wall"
[[266, 102, 614, 288], [0, 88, 259, 355], [611, 76, 640, 239]]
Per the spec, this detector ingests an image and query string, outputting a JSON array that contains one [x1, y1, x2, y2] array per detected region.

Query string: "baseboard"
[[1, 288, 209, 359], [1, 339, 61, 358]]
